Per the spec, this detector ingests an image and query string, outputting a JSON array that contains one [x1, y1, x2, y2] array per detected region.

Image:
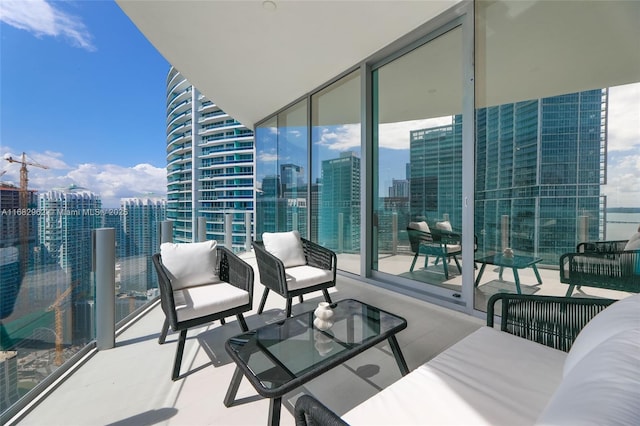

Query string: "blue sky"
[[1, 0, 169, 206]]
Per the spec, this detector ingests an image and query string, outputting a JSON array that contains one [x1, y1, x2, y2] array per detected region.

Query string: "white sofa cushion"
[[160, 241, 218, 290], [285, 265, 333, 291], [537, 328, 640, 426], [262, 230, 307, 268], [343, 327, 566, 425], [173, 282, 250, 322], [563, 294, 640, 377]]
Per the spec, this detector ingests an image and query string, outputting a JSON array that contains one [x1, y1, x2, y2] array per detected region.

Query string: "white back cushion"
[[160, 240, 218, 290], [623, 232, 640, 250], [435, 220, 452, 232], [262, 230, 306, 268], [563, 294, 640, 377], [408, 221, 430, 233], [537, 329, 640, 426]]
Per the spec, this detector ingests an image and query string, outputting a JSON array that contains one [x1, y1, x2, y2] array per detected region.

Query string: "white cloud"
[[608, 82, 640, 153], [315, 125, 360, 151], [1, 149, 166, 207], [379, 116, 454, 150], [0, 0, 95, 51], [258, 151, 278, 163], [602, 153, 640, 207]]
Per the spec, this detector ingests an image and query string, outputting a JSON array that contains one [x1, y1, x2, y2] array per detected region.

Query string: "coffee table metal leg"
[[224, 366, 244, 407], [474, 263, 487, 287], [388, 335, 409, 376], [268, 397, 282, 426], [532, 264, 542, 284], [512, 268, 522, 294]]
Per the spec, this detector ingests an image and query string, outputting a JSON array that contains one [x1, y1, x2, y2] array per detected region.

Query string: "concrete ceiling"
[[116, 0, 461, 128], [117, 1, 640, 129]]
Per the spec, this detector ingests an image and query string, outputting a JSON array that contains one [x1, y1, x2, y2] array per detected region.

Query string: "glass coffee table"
[[224, 298, 408, 426], [474, 253, 543, 294]]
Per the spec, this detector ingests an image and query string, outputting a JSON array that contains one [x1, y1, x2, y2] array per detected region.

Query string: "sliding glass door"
[[371, 23, 468, 300]]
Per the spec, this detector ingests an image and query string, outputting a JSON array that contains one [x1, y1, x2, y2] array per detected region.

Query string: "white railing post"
[[225, 212, 233, 249], [198, 217, 207, 242], [245, 211, 252, 251]]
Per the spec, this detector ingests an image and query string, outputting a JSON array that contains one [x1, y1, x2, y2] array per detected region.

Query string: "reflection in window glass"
[[311, 71, 361, 274], [255, 100, 309, 238], [474, 0, 640, 310], [373, 26, 464, 293]]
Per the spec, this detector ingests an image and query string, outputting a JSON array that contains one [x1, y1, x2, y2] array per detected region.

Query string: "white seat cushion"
[[173, 282, 250, 323], [343, 327, 566, 425], [442, 243, 461, 253], [160, 241, 218, 290], [262, 230, 307, 268], [285, 265, 333, 291]]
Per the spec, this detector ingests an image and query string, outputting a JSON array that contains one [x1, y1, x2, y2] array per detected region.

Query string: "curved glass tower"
[[165, 67, 254, 249]]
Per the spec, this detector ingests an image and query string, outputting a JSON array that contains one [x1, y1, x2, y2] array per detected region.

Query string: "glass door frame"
[[365, 4, 476, 313]]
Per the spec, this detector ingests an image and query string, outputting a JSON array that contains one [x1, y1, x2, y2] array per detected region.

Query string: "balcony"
[[5, 245, 629, 426]]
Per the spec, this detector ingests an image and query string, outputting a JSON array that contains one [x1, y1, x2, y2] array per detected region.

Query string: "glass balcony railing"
[[0, 211, 254, 419]]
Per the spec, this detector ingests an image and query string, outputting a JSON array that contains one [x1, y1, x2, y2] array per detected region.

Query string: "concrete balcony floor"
[[14, 250, 625, 426]]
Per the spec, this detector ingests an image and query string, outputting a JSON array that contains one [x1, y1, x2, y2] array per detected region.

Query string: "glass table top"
[[475, 253, 543, 268], [225, 298, 407, 395]]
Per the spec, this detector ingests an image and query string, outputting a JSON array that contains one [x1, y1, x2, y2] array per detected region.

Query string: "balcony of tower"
[[166, 98, 191, 119], [165, 68, 187, 93], [166, 86, 191, 107], [166, 110, 191, 132], [167, 131, 192, 148], [166, 156, 190, 170]]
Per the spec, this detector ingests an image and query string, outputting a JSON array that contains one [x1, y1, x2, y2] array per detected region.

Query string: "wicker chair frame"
[[406, 226, 462, 279], [487, 293, 616, 352], [252, 238, 336, 317], [152, 246, 253, 380]]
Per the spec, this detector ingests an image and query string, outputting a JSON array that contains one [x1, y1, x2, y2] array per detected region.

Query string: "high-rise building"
[[37, 186, 102, 343], [319, 152, 361, 252], [410, 89, 606, 263], [0, 184, 37, 320], [165, 67, 254, 249], [120, 197, 166, 293]]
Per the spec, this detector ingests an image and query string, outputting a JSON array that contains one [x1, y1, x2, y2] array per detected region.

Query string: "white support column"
[[198, 217, 207, 242], [245, 211, 252, 251], [161, 220, 173, 244], [95, 228, 115, 350]]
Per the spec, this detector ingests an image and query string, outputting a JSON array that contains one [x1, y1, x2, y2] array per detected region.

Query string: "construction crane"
[[4, 152, 49, 278], [45, 281, 78, 366]]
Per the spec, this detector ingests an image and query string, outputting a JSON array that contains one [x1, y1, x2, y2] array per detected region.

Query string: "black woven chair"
[[559, 239, 640, 297], [152, 244, 253, 380], [407, 223, 462, 279], [295, 395, 348, 426], [253, 235, 336, 317]]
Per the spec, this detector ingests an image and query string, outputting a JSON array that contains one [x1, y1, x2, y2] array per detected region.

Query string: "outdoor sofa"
[[295, 293, 640, 425]]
